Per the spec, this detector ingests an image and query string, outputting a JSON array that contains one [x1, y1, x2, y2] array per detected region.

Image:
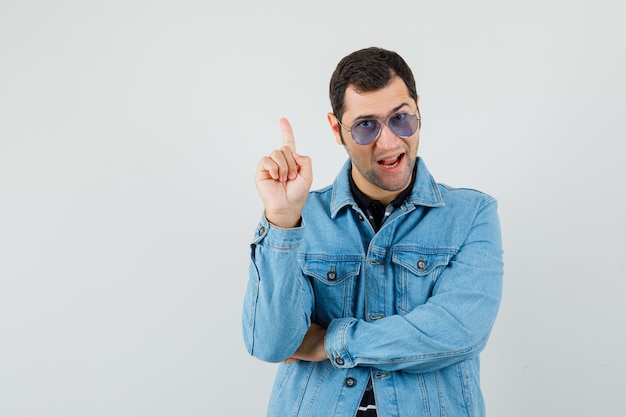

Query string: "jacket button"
[[327, 271, 337, 280], [335, 357, 344, 366], [345, 377, 356, 387], [257, 226, 266, 236], [417, 260, 427, 270]]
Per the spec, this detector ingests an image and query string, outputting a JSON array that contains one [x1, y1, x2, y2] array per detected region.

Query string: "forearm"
[[242, 217, 314, 363], [325, 287, 500, 373]]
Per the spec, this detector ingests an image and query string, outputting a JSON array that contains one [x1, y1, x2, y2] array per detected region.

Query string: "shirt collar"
[[330, 157, 445, 218]]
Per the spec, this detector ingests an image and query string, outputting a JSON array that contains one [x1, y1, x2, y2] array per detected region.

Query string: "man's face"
[[328, 76, 420, 204]]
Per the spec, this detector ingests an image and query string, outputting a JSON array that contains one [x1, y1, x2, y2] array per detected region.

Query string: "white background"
[[1, 1, 625, 416]]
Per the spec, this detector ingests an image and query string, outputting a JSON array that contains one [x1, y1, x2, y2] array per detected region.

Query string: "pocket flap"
[[392, 250, 451, 276], [303, 259, 361, 285]]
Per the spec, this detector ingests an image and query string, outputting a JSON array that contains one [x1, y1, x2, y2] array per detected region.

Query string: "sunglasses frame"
[[336, 111, 421, 145]]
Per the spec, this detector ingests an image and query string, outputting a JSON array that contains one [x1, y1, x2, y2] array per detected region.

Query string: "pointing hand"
[[255, 118, 313, 228]]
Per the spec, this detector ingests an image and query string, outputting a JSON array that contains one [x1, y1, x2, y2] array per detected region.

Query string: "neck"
[[351, 173, 411, 206]]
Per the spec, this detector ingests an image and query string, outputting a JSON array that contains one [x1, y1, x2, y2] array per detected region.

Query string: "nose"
[[375, 123, 402, 149]]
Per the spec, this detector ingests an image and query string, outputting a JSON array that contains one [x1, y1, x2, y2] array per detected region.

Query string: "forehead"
[[343, 77, 415, 120]]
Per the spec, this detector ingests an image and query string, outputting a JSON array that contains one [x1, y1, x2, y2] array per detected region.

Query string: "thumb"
[[292, 152, 313, 184]]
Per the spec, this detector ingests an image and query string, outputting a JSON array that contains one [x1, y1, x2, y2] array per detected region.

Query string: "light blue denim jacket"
[[243, 157, 503, 417]]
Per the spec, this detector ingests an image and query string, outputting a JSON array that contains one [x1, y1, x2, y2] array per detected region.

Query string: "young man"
[[243, 47, 503, 417]]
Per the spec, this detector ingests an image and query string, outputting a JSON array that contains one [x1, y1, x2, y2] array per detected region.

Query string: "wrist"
[[265, 211, 302, 229]]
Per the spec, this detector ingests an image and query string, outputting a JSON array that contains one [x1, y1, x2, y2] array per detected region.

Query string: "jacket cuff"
[[252, 214, 305, 249], [325, 317, 357, 369]]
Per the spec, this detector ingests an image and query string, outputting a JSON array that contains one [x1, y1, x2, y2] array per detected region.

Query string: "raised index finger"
[[279, 117, 297, 153]]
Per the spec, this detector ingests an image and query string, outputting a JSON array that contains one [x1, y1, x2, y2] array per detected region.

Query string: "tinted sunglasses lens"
[[389, 113, 419, 137], [351, 120, 381, 145]]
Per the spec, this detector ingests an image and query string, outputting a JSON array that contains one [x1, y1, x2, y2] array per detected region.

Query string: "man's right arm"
[[242, 118, 314, 363], [242, 216, 314, 362]]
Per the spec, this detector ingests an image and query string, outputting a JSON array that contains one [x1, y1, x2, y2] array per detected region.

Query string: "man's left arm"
[[322, 196, 503, 373]]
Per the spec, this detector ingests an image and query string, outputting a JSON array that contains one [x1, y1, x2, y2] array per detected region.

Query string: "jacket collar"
[[330, 157, 445, 218]]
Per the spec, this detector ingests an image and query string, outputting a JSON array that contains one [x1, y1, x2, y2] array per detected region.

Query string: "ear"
[[327, 112, 344, 145]]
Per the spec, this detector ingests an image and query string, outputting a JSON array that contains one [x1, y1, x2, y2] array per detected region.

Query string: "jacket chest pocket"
[[391, 249, 453, 315], [302, 258, 361, 326]]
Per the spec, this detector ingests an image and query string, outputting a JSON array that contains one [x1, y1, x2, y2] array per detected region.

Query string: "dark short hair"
[[329, 47, 418, 122]]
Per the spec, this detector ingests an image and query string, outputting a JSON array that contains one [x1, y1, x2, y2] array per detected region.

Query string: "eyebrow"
[[352, 103, 412, 122]]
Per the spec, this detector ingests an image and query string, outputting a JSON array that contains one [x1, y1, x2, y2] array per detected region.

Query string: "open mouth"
[[378, 153, 404, 169]]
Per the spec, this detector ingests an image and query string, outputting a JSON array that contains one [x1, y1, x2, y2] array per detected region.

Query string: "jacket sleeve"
[[325, 196, 504, 374], [241, 215, 314, 363]]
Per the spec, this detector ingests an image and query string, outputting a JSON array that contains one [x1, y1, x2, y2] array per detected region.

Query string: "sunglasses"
[[337, 112, 420, 145]]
